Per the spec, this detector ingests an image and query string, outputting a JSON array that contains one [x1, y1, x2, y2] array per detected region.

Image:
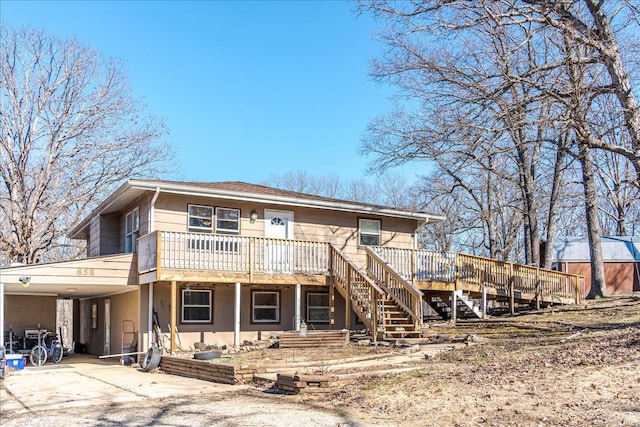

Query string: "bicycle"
[[30, 332, 63, 366]]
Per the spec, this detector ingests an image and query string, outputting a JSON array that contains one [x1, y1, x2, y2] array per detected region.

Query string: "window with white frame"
[[188, 205, 213, 233], [359, 218, 381, 246], [216, 207, 240, 234], [181, 289, 212, 323], [252, 291, 280, 323], [125, 207, 139, 252], [307, 292, 330, 323]]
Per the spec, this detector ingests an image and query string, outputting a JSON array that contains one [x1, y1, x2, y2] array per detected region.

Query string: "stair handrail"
[[329, 244, 386, 338], [365, 247, 423, 329]]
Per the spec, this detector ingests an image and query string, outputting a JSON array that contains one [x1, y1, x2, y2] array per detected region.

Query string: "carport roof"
[[0, 253, 137, 299]]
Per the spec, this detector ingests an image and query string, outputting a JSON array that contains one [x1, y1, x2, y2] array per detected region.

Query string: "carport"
[[0, 254, 140, 357]]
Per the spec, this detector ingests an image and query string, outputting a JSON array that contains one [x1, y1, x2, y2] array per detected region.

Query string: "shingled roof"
[[140, 179, 410, 212], [69, 179, 444, 239]]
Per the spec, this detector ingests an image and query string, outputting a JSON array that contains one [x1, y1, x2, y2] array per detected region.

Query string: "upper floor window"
[[359, 218, 380, 246], [188, 205, 213, 233], [216, 207, 240, 234], [125, 207, 139, 252]]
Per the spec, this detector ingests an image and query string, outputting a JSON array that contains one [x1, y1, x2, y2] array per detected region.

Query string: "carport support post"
[[234, 282, 241, 348], [0, 281, 4, 348], [170, 281, 177, 354], [148, 283, 154, 350], [295, 284, 301, 331]]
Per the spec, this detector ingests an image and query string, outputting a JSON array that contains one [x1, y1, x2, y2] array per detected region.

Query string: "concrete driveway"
[[0, 353, 244, 415]]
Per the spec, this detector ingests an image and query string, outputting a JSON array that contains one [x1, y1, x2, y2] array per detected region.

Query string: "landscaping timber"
[[276, 373, 339, 394], [159, 356, 259, 384], [278, 330, 349, 349]]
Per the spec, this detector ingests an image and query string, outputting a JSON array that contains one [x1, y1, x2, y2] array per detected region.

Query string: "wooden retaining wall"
[[278, 330, 349, 349], [159, 356, 259, 384]]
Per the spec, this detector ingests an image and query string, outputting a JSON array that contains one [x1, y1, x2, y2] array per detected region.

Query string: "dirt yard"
[[3, 295, 639, 426]]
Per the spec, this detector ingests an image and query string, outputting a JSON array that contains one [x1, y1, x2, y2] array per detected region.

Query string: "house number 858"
[[77, 268, 94, 276]]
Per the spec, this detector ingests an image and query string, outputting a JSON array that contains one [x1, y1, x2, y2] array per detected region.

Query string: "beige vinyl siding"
[[4, 295, 57, 338], [153, 194, 265, 236], [151, 194, 418, 268]]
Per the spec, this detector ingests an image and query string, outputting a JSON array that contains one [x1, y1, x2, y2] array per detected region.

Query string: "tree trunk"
[[542, 135, 569, 269], [579, 142, 607, 298]]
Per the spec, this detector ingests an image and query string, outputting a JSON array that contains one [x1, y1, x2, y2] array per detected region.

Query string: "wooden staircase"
[[329, 245, 423, 340], [330, 245, 385, 340], [380, 295, 420, 338], [426, 291, 482, 320]]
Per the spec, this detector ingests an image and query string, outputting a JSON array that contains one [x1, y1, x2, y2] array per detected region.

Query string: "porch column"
[[481, 286, 487, 319], [234, 282, 241, 348], [451, 290, 457, 323], [295, 284, 301, 330], [148, 283, 154, 349], [170, 281, 176, 354]]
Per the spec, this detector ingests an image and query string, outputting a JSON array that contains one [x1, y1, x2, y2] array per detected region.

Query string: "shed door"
[[264, 210, 294, 272]]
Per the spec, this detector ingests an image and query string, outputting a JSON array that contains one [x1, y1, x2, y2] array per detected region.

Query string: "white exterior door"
[[264, 210, 294, 272], [103, 299, 111, 356]]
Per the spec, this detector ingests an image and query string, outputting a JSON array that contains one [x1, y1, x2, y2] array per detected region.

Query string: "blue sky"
[[1, 0, 424, 184]]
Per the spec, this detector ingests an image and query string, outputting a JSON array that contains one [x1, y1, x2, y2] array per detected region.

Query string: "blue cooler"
[[6, 354, 25, 370]]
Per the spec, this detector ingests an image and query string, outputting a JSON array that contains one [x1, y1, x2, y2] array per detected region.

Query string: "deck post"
[[329, 284, 335, 329], [170, 280, 177, 354], [234, 282, 241, 348], [451, 290, 457, 323], [295, 284, 301, 331], [481, 286, 487, 319], [411, 249, 416, 282], [345, 265, 351, 329], [509, 264, 515, 315], [249, 238, 254, 282], [535, 268, 541, 310], [370, 289, 378, 343]]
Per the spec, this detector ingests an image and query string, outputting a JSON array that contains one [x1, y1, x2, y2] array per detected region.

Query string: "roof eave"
[[129, 180, 445, 223]]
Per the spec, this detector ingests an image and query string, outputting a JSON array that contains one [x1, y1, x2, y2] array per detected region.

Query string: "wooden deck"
[[372, 247, 584, 307], [137, 231, 585, 340]]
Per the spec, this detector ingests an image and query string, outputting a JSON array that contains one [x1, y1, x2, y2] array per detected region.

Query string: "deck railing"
[[137, 232, 584, 304], [366, 248, 423, 329], [329, 245, 386, 338], [371, 247, 584, 303], [138, 231, 330, 275]]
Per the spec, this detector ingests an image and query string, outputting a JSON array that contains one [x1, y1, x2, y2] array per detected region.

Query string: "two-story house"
[[1, 180, 443, 356]]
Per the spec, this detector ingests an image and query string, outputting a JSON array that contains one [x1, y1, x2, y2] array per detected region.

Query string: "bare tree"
[[358, 1, 640, 182], [0, 26, 172, 264], [262, 171, 418, 208], [262, 170, 342, 198], [358, 0, 573, 265]]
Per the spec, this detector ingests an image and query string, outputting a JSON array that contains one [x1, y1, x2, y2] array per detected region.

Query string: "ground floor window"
[[182, 288, 212, 323], [307, 292, 330, 323], [252, 290, 280, 323]]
